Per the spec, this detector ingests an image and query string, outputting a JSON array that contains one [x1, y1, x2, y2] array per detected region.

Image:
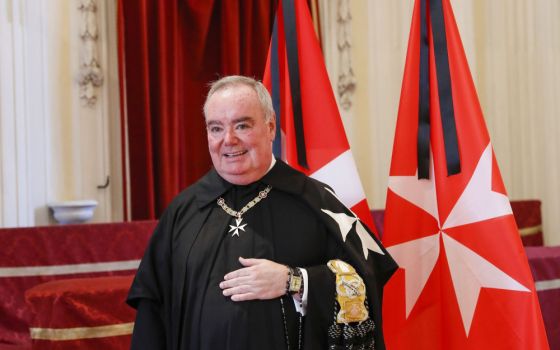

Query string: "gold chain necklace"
[[217, 185, 272, 237]]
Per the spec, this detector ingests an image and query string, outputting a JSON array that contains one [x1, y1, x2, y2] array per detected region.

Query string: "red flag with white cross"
[[382, 0, 549, 349], [262, 0, 375, 231]]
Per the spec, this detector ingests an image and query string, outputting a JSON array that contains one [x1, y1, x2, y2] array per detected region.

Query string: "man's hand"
[[220, 257, 288, 301]]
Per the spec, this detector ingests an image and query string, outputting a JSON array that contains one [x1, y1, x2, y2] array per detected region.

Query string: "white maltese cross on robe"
[[321, 187, 384, 260]]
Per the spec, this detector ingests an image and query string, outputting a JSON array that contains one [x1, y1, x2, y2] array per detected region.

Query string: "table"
[[525, 246, 560, 349], [25, 275, 135, 350]]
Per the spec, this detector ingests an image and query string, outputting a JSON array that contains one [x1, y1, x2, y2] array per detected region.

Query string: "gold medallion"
[[327, 260, 369, 323]]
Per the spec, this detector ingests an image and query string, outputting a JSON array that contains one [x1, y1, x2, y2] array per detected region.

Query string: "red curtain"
[[118, 0, 278, 220]]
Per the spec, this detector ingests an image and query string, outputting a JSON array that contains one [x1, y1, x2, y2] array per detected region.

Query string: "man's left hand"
[[220, 257, 288, 301]]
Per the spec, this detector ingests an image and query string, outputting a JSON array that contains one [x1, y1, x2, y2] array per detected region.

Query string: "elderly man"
[[127, 75, 397, 350]]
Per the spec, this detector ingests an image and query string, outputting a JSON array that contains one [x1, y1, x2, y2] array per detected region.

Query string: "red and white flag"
[[382, 0, 549, 349], [263, 0, 375, 231]]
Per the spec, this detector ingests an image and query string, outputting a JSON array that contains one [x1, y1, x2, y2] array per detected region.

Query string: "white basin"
[[48, 200, 98, 224]]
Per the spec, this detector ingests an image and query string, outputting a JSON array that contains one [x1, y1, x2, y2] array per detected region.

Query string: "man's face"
[[205, 85, 275, 185]]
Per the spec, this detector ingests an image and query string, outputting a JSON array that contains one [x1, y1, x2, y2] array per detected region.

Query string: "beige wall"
[[0, 0, 122, 226]]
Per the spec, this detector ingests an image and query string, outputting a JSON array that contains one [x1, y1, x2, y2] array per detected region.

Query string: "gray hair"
[[203, 75, 275, 122]]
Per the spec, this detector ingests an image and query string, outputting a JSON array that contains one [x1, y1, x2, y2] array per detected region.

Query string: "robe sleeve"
[[304, 265, 337, 348], [130, 300, 167, 349], [298, 230, 346, 349], [127, 207, 175, 349], [302, 230, 381, 349], [128, 207, 173, 306], [297, 177, 396, 350]]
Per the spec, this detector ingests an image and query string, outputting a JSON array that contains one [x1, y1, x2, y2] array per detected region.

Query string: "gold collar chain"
[[216, 185, 272, 237]]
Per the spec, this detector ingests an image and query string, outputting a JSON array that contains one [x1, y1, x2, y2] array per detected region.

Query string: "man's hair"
[[203, 75, 275, 122]]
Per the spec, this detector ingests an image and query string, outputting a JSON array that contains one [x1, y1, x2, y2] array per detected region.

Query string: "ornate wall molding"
[[336, 0, 356, 110], [77, 0, 103, 107]]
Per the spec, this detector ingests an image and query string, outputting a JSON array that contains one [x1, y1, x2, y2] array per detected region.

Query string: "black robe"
[[127, 160, 397, 350]]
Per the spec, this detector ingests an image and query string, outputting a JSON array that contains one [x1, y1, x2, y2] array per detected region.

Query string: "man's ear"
[[268, 115, 277, 141]]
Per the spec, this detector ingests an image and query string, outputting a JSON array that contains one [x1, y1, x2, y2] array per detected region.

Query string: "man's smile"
[[224, 150, 248, 158]]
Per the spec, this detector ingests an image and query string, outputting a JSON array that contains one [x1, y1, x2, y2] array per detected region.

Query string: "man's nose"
[[223, 128, 238, 144]]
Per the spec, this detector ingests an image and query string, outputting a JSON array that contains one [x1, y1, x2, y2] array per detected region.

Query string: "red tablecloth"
[[25, 276, 135, 350], [525, 246, 560, 350], [0, 221, 156, 347], [511, 200, 544, 246]]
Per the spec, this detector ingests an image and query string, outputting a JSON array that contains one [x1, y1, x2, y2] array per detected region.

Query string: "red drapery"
[[118, 0, 278, 219]]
